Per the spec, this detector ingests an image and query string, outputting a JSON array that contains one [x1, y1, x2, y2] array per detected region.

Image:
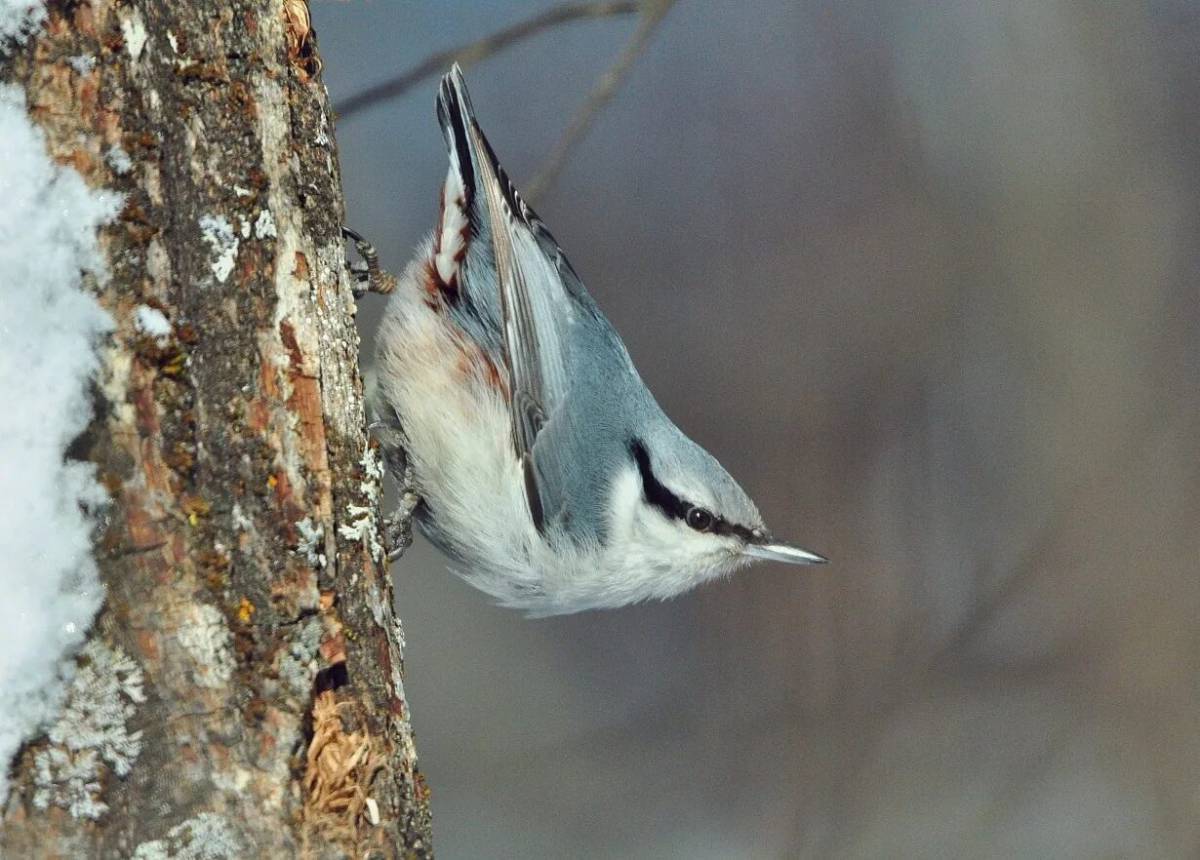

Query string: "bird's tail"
[[436, 63, 479, 216]]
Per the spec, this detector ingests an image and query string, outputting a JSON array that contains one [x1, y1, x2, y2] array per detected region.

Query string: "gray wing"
[[438, 65, 597, 533]]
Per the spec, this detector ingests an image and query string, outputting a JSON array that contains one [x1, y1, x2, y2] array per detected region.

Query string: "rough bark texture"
[[0, 2, 431, 856]]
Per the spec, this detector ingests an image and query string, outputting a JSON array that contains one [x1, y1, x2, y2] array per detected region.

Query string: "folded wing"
[[437, 64, 587, 533]]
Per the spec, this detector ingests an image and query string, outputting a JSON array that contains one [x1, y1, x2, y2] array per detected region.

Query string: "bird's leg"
[[342, 226, 397, 298], [371, 421, 420, 562], [381, 500, 417, 563], [381, 457, 420, 562]]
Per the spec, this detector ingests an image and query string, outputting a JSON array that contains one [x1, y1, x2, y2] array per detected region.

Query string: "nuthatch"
[[361, 65, 825, 616]]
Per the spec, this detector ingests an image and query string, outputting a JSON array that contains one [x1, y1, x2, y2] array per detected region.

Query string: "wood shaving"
[[303, 690, 383, 840]]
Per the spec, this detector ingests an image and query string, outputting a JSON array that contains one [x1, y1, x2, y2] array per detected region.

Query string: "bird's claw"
[[342, 226, 397, 298], [381, 504, 413, 562], [379, 446, 420, 562]]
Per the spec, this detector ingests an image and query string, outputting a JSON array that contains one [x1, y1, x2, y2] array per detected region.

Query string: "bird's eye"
[[685, 507, 714, 532]]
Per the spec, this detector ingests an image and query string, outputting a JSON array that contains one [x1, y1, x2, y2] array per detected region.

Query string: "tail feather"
[[436, 64, 478, 212], [433, 63, 535, 291], [438, 64, 544, 229], [431, 65, 480, 289]]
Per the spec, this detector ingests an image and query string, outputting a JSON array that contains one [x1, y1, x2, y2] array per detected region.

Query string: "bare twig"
[[337, 1, 640, 120], [523, 0, 677, 200]]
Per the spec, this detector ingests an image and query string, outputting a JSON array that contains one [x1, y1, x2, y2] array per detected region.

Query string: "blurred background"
[[313, 2, 1200, 857]]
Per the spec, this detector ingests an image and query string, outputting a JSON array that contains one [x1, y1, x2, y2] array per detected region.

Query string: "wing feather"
[[438, 65, 581, 531]]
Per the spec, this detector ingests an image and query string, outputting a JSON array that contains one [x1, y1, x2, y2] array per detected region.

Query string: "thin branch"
[[523, 0, 677, 200], [336, 1, 640, 120]]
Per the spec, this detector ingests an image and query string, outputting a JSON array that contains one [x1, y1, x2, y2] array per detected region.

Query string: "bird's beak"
[[743, 539, 828, 566]]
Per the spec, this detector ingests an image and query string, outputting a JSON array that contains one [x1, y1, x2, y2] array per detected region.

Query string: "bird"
[[364, 64, 825, 616]]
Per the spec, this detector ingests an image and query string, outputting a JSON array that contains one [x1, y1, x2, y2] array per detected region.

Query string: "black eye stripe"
[[713, 518, 757, 542], [630, 439, 688, 521], [629, 439, 757, 541]]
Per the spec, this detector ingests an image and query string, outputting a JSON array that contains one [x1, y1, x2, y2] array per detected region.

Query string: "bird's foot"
[[379, 443, 420, 562], [381, 500, 417, 562], [342, 226, 397, 298]]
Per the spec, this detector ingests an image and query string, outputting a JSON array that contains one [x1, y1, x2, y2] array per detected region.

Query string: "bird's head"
[[600, 431, 826, 605]]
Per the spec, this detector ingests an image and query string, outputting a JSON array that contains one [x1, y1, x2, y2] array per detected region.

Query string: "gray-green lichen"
[[130, 812, 240, 860], [277, 615, 323, 698], [338, 504, 384, 562], [295, 515, 326, 568], [176, 603, 234, 689], [197, 214, 238, 284], [33, 640, 145, 820]]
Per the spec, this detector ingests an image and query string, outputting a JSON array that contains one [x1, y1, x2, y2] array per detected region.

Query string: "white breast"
[[371, 252, 542, 596], [370, 247, 747, 615]]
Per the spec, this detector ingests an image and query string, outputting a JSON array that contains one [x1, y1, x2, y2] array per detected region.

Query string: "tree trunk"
[[0, 2, 431, 856]]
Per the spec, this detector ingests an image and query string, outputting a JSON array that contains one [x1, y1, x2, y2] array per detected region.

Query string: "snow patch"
[[0, 84, 118, 804], [134, 304, 171, 342], [198, 213, 238, 284], [67, 54, 96, 75], [119, 9, 148, 62], [106, 144, 133, 175], [32, 640, 145, 819], [253, 208, 276, 240], [0, 0, 43, 41]]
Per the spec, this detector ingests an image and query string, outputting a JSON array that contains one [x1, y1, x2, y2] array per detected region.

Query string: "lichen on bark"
[[0, 2, 431, 857]]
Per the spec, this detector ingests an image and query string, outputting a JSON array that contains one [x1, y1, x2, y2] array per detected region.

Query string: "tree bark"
[[0, 2, 431, 857]]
